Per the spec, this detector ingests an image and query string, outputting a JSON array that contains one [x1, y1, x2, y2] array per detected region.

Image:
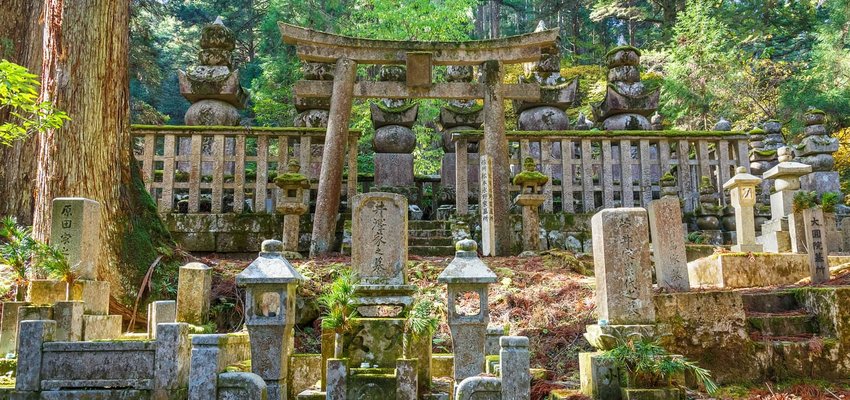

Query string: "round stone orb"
[[373, 125, 416, 153], [601, 113, 651, 131], [517, 106, 570, 131], [184, 99, 241, 126]]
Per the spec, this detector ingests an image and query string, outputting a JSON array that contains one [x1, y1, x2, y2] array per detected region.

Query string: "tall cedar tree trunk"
[[32, 0, 173, 306], [0, 0, 45, 224]]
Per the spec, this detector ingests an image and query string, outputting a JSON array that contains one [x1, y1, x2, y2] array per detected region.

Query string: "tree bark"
[[32, 0, 173, 304], [0, 0, 45, 224]]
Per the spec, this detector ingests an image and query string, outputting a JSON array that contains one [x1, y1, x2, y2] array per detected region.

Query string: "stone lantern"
[[236, 239, 305, 400], [723, 166, 763, 252], [513, 157, 548, 252], [437, 239, 497, 382], [274, 160, 310, 257]]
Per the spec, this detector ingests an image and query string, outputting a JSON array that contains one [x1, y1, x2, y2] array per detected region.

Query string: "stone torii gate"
[[280, 23, 560, 256]]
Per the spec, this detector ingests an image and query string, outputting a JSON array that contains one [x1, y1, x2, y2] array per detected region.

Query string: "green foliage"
[[602, 337, 717, 394], [0, 216, 36, 287], [406, 299, 439, 337], [792, 191, 819, 212], [319, 270, 357, 333], [0, 60, 69, 146], [821, 192, 840, 213], [686, 231, 705, 244], [345, 0, 477, 41]]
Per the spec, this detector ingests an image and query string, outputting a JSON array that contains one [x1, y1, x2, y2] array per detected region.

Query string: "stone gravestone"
[[591, 208, 655, 324], [351, 193, 408, 286], [49, 198, 101, 280], [803, 208, 830, 284], [479, 155, 496, 256], [176, 263, 212, 325], [647, 197, 689, 291]]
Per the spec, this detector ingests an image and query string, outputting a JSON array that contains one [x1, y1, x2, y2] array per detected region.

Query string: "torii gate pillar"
[[481, 60, 512, 256]]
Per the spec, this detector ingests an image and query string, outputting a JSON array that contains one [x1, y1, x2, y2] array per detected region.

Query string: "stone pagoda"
[[797, 108, 841, 195], [592, 46, 659, 130], [178, 17, 247, 126], [371, 66, 419, 188], [513, 22, 578, 131]]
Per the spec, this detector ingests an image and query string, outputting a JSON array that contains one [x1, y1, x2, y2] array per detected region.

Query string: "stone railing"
[[452, 130, 750, 214], [189, 333, 254, 400], [16, 321, 190, 397], [131, 125, 361, 214]]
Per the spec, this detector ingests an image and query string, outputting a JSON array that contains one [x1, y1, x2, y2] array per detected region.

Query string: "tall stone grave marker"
[[50, 198, 101, 280], [351, 193, 408, 285], [591, 208, 655, 324], [803, 208, 830, 283], [479, 155, 496, 256], [176, 262, 212, 325], [647, 197, 689, 291]]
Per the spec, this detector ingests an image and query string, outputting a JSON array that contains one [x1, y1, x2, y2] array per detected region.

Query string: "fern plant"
[[318, 270, 357, 357], [602, 337, 718, 394], [0, 216, 37, 301], [38, 243, 76, 301], [821, 192, 840, 213], [792, 191, 819, 212]]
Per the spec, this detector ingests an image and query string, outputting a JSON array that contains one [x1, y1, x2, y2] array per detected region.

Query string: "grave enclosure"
[[3, 18, 850, 400]]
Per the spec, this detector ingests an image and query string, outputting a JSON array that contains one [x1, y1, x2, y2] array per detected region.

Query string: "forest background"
[[129, 0, 850, 184]]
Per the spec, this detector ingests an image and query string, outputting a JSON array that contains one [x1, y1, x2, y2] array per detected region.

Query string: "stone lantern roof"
[[438, 239, 498, 284], [236, 240, 304, 285], [723, 166, 762, 190]]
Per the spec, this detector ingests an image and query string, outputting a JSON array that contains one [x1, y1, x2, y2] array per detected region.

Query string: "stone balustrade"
[[452, 130, 750, 214], [132, 125, 360, 214]]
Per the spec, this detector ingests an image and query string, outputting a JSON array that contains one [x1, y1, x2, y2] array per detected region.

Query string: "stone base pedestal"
[[53, 301, 84, 342], [375, 153, 414, 187], [28, 279, 111, 315], [282, 213, 303, 254], [759, 231, 791, 253], [688, 253, 809, 288], [0, 301, 28, 355], [82, 315, 122, 341], [579, 352, 619, 400], [800, 171, 841, 195], [440, 152, 480, 189], [701, 230, 723, 246]]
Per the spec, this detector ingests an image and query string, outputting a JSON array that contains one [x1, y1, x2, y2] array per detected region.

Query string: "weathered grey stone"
[[154, 323, 191, 397], [184, 99, 241, 126], [74, 280, 110, 315], [176, 262, 212, 325], [49, 198, 101, 281], [516, 106, 569, 131], [218, 372, 268, 400], [500, 336, 530, 400], [800, 171, 841, 195], [688, 253, 809, 288], [351, 193, 409, 286], [454, 376, 501, 400], [288, 354, 321, 399], [0, 301, 27, 355], [600, 113, 651, 130], [579, 352, 619, 400], [396, 358, 418, 400], [374, 153, 415, 187], [15, 320, 55, 391], [373, 125, 416, 153], [52, 301, 83, 342], [147, 300, 176, 339], [27, 279, 67, 305], [326, 358, 348, 400], [723, 167, 763, 253], [803, 208, 830, 284], [647, 198, 690, 291], [82, 315, 122, 341], [19, 305, 53, 323], [591, 208, 655, 324], [485, 326, 506, 356], [294, 109, 330, 127], [189, 333, 252, 400], [516, 194, 545, 253]]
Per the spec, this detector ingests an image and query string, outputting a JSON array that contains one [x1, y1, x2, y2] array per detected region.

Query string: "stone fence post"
[[15, 320, 55, 392], [154, 323, 191, 400], [500, 336, 530, 400]]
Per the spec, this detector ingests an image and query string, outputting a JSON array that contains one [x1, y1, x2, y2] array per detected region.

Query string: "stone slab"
[[176, 262, 212, 325], [27, 280, 110, 316], [49, 198, 101, 280], [803, 208, 830, 283], [288, 354, 321, 400], [52, 301, 83, 342], [591, 208, 655, 325], [579, 352, 619, 400], [344, 318, 404, 368], [82, 315, 122, 341], [800, 171, 840, 195], [758, 230, 791, 253], [374, 153, 414, 187], [647, 198, 690, 291], [0, 302, 28, 355], [147, 301, 176, 339], [351, 193, 408, 286], [687, 253, 809, 288], [440, 152, 480, 189]]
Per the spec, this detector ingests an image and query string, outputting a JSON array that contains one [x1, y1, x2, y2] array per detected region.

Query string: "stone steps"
[[409, 245, 456, 257], [409, 220, 451, 230], [742, 291, 822, 341], [408, 236, 455, 247], [409, 229, 452, 238], [742, 291, 800, 314], [747, 314, 819, 338]]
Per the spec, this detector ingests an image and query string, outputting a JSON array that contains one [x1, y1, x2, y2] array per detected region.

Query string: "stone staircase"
[[743, 291, 819, 341], [408, 220, 455, 256]]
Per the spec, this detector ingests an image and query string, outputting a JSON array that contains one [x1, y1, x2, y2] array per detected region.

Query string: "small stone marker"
[[148, 300, 177, 339], [479, 155, 496, 256], [351, 193, 408, 285], [176, 262, 212, 325], [49, 198, 101, 280], [591, 208, 655, 324], [647, 197, 690, 290], [723, 166, 763, 253], [0, 302, 27, 355], [803, 208, 830, 283]]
